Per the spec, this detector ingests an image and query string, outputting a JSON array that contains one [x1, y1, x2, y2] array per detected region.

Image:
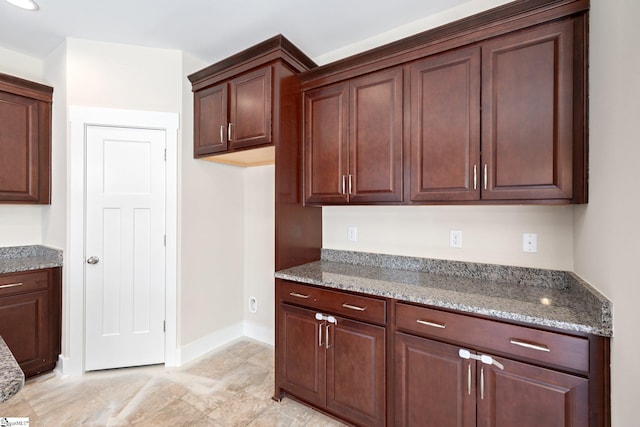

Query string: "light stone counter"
[[0, 336, 24, 403], [0, 245, 63, 274], [275, 249, 612, 337]]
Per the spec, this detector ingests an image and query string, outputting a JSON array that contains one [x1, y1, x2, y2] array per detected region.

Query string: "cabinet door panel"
[[409, 47, 480, 202], [327, 317, 386, 427], [194, 83, 228, 156], [278, 304, 325, 406], [482, 19, 574, 200], [0, 92, 42, 202], [0, 290, 49, 377], [229, 66, 272, 149], [349, 67, 404, 203], [304, 84, 349, 204], [395, 332, 475, 427], [478, 356, 588, 427]]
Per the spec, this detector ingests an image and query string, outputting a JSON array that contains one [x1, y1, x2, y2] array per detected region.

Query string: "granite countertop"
[[0, 335, 24, 403], [275, 249, 612, 337], [0, 245, 63, 274]]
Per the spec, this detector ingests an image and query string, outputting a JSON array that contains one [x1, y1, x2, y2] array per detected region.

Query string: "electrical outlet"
[[348, 226, 358, 242], [249, 297, 257, 313], [522, 233, 538, 253], [449, 230, 462, 248]]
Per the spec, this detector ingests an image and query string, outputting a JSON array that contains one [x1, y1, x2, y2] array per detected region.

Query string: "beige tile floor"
[[0, 339, 348, 426]]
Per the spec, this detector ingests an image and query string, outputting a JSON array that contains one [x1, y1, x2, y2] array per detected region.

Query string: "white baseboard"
[[243, 321, 274, 346], [57, 354, 78, 377], [177, 322, 244, 366]]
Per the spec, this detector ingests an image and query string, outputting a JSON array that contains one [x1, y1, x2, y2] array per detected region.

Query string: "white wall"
[[574, 1, 640, 425], [42, 42, 68, 252], [325, 205, 574, 270], [66, 39, 182, 112], [0, 47, 45, 247], [243, 165, 275, 344], [178, 52, 247, 361]]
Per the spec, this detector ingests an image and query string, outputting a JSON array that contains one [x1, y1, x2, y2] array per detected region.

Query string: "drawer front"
[[395, 302, 588, 372], [280, 281, 386, 325], [0, 270, 49, 297]]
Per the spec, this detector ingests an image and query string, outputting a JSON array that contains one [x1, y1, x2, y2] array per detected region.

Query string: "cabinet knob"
[[87, 256, 100, 265]]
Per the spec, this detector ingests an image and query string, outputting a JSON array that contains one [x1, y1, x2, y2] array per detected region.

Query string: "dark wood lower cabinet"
[[277, 286, 386, 427], [478, 356, 588, 427], [395, 332, 475, 427], [279, 304, 326, 407], [327, 317, 386, 427], [0, 268, 61, 378], [395, 332, 589, 427], [276, 282, 607, 427]]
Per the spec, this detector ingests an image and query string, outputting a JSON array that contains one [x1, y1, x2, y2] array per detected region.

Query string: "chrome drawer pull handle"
[[510, 339, 550, 352], [220, 125, 226, 143], [342, 303, 366, 311], [0, 282, 23, 290], [289, 292, 310, 299], [416, 319, 446, 329]]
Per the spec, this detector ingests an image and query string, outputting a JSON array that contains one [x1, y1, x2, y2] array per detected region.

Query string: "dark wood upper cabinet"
[[189, 35, 316, 164], [304, 67, 404, 205], [300, 0, 588, 205], [228, 67, 272, 149], [0, 72, 53, 204], [481, 19, 575, 201], [304, 83, 349, 204], [192, 66, 271, 157], [409, 47, 481, 202], [194, 82, 228, 156]]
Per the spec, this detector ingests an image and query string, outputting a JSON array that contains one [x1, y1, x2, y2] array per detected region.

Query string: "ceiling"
[[0, 0, 470, 64]]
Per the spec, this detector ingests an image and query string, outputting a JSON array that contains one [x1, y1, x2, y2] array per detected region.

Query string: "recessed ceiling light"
[[5, 0, 39, 10]]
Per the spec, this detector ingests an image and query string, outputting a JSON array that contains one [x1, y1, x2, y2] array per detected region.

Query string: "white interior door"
[[85, 125, 166, 371]]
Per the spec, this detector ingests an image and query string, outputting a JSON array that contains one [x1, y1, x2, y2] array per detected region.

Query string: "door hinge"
[[164, 148, 167, 161], [163, 320, 166, 332], [164, 235, 166, 246]]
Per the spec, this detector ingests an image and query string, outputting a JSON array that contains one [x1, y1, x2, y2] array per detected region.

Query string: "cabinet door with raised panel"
[[304, 83, 349, 204], [278, 303, 326, 407], [409, 47, 480, 202], [349, 67, 404, 203], [0, 290, 50, 378], [395, 332, 475, 427], [481, 19, 575, 201], [0, 90, 49, 203], [193, 83, 228, 157], [478, 355, 588, 427], [327, 316, 386, 427], [229, 66, 272, 149]]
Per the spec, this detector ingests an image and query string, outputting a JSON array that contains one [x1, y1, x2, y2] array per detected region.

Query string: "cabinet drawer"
[[0, 270, 48, 297], [280, 281, 386, 325], [395, 302, 588, 372]]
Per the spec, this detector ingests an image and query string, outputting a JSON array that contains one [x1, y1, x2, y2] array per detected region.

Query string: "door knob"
[[87, 256, 100, 265]]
